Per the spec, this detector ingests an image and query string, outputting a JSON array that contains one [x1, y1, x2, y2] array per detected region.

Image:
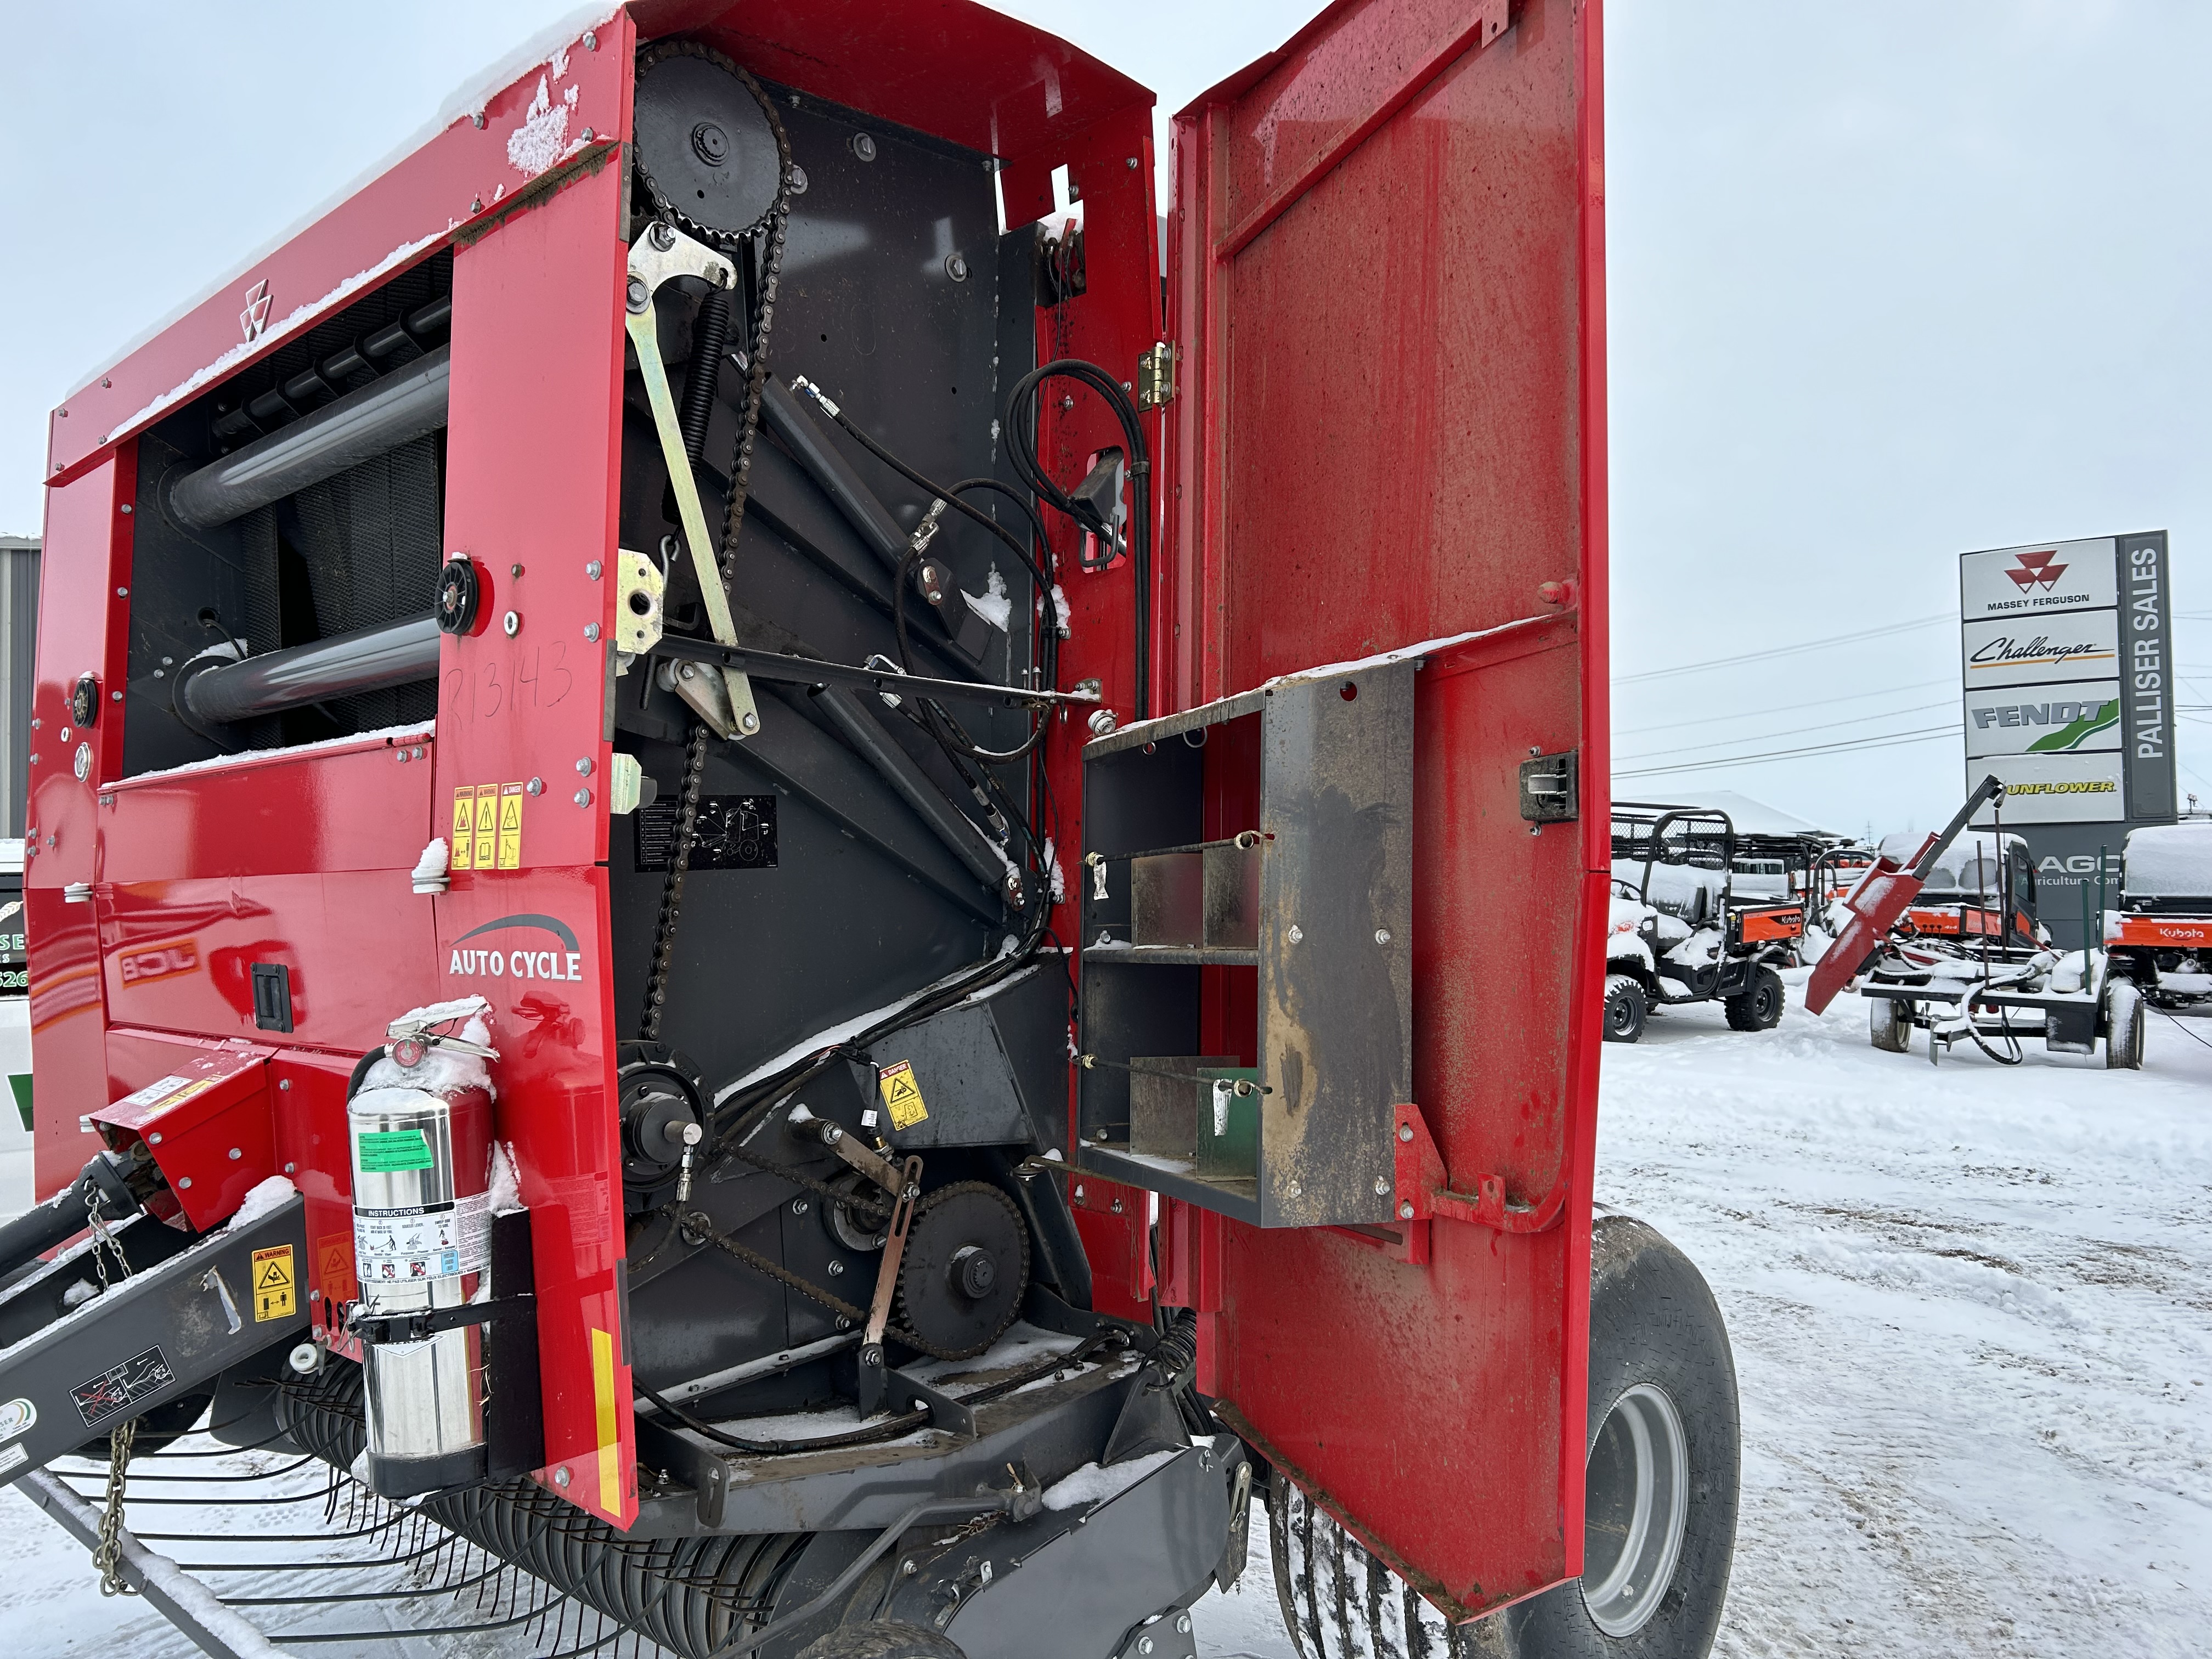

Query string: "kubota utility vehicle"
[[1604, 803, 1803, 1041], [1, 6, 1742, 1658], [2104, 820, 2212, 1014]]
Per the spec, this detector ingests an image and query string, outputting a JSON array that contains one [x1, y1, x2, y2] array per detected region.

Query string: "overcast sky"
[[2, 1, 2205, 834]]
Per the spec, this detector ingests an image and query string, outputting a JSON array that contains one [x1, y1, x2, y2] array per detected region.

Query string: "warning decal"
[[451, 786, 476, 871], [473, 783, 499, 870], [252, 1245, 296, 1322], [315, 1233, 358, 1304], [72, 1345, 175, 1429], [877, 1060, 929, 1131], [497, 782, 525, 870]]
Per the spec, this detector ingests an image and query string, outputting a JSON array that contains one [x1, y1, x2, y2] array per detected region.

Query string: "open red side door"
[[1162, 0, 1609, 1615]]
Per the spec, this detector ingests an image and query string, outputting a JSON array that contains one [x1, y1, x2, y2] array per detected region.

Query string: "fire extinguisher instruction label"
[[352, 1191, 489, 1283], [357, 1129, 435, 1172]]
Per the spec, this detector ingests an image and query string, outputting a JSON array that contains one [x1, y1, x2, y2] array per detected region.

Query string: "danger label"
[[473, 783, 499, 869], [252, 1245, 296, 1322], [877, 1060, 929, 1131], [450, 781, 527, 872], [451, 787, 477, 870], [498, 783, 525, 870]]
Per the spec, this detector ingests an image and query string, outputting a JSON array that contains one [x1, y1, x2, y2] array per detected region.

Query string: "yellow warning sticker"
[[450, 787, 476, 871], [878, 1060, 929, 1130], [497, 782, 525, 870], [473, 783, 499, 870], [252, 1245, 296, 1322]]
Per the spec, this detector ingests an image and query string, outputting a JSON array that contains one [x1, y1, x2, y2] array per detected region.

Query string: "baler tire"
[[798, 1622, 968, 1659], [1602, 975, 1649, 1044], [1722, 967, 1784, 1032], [1486, 1215, 1739, 1658], [2103, 980, 2145, 1070], [1869, 996, 1912, 1053]]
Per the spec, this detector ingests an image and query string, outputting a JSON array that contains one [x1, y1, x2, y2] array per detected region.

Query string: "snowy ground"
[[3, 986, 2207, 1656]]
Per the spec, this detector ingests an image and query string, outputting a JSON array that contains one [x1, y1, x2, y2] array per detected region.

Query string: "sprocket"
[[894, 1182, 1030, 1360], [633, 40, 785, 241]]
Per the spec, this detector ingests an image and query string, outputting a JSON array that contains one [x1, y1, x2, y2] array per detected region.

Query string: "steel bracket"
[[1392, 1104, 1566, 1235]]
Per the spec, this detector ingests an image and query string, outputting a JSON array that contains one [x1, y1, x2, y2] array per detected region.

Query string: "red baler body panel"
[[29, 0, 1609, 1610]]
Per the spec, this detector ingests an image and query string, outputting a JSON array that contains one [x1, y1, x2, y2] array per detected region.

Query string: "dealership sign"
[[1959, 533, 2174, 827]]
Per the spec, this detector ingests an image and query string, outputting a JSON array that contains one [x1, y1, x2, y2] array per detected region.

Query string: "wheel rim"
[[1608, 992, 1636, 1034], [1581, 1382, 1690, 1637]]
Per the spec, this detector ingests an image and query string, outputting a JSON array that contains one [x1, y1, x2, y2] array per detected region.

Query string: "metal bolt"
[[472, 111, 485, 128], [650, 222, 676, 251], [510, 562, 523, 578], [827, 1259, 845, 1276], [527, 777, 544, 795], [1127, 157, 1140, 170], [787, 165, 809, 194], [586, 560, 602, 579], [1375, 928, 1392, 945], [110, 690, 121, 702], [284, 1162, 296, 1173], [1399, 1200, 1415, 1220], [574, 788, 592, 807], [837, 1315, 853, 1329], [119, 504, 131, 514], [945, 253, 969, 281], [739, 711, 760, 735], [1111, 1198, 1124, 1214], [1177, 1615, 1192, 1634], [792, 1198, 810, 1215], [117, 587, 128, 597], [503, 610, 521, 637], [1140, 1639, 1153, 1654], [851, 132, 877, 161], [1286, 924, 1304, 944], [583, 28, 596, 48], [584, 622, 601, 642], [471, 196, 483, 213], [554, 1466, 572, 1489], [1529, 824, 1542, 836], [576, 757, 594, 776], [1374, 1177, 1388, 1195], [626, 276, 650, 313], [1398, 1123, 1414, 1142], [902, 1559, 918, 1576], [149, 1133, 162, 1145], [178, 1176, 192, 1189], [582, 127, 594, 142], [397, 749, 411, 763], [1286, 1181, 1302, 1198], [228, 1147, 242, 1161], [279, 1080, 291, 1091]]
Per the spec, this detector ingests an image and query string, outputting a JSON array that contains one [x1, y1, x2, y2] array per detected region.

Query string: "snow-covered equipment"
[[1604, 803, 1803, 1041], [2105, 820, 2212, 1012]]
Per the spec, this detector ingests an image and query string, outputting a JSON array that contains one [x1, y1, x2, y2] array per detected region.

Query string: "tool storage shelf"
[[1076, 658, 1414, 1227]]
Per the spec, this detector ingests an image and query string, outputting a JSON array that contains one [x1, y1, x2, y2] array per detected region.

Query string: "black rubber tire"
[[1486, 1216, 1740, 1658], [798, 1621, 967, 1659], [1869, 996, 1912, 1053], [2103, 981, 2145, 1070], [1722, 967, 1784, 1032], [1602, 975, 1649, 1044]]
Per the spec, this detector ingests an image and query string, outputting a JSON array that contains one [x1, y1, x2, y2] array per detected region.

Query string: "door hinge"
[[1137, 342, 1178, 410], [1519, 749, 1579, 823]]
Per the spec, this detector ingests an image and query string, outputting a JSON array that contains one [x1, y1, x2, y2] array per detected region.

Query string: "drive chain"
[[637, 46, 794, 1040], [715, 1135, 893, 1222]]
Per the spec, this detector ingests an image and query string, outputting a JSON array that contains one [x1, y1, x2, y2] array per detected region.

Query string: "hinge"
[[1136, 342, 1178, 410], [1392, 1104, 1566, 1235], [1519, 749, 1579, 823]]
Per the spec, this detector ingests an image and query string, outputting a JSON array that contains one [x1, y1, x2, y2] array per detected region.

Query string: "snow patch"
[[507, 75, 582, 176], [224, 1176, 296, 1232], [111, 723, 432, 786], [1050, 582, 1072, 635], [486, 1140, 523, 1217], [962, 566, 1013, 631], [1042, 1448, 1182, 1511], [411, 837, 450, 893]]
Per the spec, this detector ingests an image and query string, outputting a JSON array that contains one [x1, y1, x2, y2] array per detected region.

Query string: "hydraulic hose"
[[0, 1150, 148, 1279]]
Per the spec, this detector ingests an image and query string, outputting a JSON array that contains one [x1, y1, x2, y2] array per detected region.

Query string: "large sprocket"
[[895, 1182, 1030, 1360], [633, 40, 785, 241]]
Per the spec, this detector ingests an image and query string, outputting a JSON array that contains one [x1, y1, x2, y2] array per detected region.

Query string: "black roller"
[[170, 346, 450, 531], [177, 615, 442, 727]]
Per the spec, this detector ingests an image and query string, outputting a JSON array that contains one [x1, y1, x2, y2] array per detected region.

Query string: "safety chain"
[[83, 1177, 133, 1295], [92, 1418, 138, 1595], [636, 42, 794, 1039]]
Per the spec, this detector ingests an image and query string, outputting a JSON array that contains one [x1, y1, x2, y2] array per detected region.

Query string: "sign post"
[[1959, 532, 2176, 949]]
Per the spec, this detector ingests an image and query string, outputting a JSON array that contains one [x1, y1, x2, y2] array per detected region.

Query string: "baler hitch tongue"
[[1803, 774, 2006, 1013]]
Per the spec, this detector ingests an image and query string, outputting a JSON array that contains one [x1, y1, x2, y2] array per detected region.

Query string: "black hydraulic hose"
[[1005, 358, 1153, 720]]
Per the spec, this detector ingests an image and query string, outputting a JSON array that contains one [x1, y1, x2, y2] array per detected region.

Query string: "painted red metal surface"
[[88, 1046, 277, 1233], [1160, 0, 1608, 1615]]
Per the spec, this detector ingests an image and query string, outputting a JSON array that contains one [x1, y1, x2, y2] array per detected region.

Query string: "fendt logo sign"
[[2006, 550, 2067, 591], [1968, 696, 2119, 753]]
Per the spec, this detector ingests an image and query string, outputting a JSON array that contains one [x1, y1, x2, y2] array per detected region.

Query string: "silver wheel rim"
[[1581, 1382, 1689, 1637]]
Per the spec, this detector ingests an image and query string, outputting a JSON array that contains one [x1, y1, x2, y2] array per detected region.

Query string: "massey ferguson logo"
[[2006, 550, 2067, 591], [239, 279, 273, 342], [448, 914, 583, 982]]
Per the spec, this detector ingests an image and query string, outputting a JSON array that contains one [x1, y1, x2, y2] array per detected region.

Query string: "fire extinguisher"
[[346, 1000, 498, 1498]]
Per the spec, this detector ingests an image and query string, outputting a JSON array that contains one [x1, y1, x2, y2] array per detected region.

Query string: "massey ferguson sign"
[[1960, 533, 2174, 826], [1959, 532, 2176, 946]]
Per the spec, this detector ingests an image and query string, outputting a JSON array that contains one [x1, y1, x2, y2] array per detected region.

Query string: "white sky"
[[2, 1, 2205, 834]]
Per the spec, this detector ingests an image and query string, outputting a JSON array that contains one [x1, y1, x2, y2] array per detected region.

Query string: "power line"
[[1616, 697, 1956, 764], [1613, 613, 1951, 685], [1616, 723, 1962, 779], [1613, 676, 1956, 739]]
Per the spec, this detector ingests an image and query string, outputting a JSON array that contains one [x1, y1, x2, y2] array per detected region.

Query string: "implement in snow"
[[4, 5, 1743, 1658]]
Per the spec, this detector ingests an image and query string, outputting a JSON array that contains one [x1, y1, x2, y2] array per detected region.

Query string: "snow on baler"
[[4, 4, 1741, 1657]]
